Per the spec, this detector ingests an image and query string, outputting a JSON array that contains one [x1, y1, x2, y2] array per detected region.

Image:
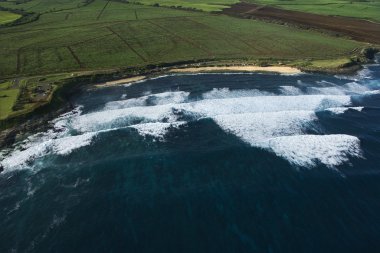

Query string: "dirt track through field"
[[97, 0, 110, 20], [67, 46, 84, 68], [134, 10, 138, 20], [107, 26, 147, 62], [146, 20, 214, 58], [16, 48, 21, 74], [222, 2, 380, 44], [185, 17, 267, 54]]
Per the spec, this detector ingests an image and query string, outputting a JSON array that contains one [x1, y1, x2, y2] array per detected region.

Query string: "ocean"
[[1, 59, 380, 252]]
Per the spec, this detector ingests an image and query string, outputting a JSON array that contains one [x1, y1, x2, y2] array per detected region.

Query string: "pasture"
[[0, 0, 364, 78]]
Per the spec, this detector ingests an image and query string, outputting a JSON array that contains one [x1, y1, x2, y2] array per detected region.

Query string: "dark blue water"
[[1, 61, 380, 252]]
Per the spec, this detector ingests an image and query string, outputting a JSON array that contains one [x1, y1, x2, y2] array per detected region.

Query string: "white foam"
[[1, 140, 51, 171], [364, 90, 380, 95], [356, 68, 373, 80], [343, 82, 370, 94], [279, 86, 303, 95], [104, 91, 189, 110], [56, 106, 82, 119], [52, 132, 96, 155], [66, 94, 351, 134], [0, 132, 96, 171], [297, 80, 307, 86], [123, 79, 147, 87], [0, 82, 367, 172], [335, 67, 373, 81], [375, 55, 380, 64], [307, 86, 346, 95], [213, 111, 316, 146], [202, 88, 272, 99], [70, 103, 177, 132], [130, 121, 185, 139], [307, 82, 370, 96], [187, 95, 350, 116], [52, 106, 82, 131], [267, 135, 361, 167], [149, 91, 189, 105], [325, 106, 364, 114], [104, 97, 146, 110]]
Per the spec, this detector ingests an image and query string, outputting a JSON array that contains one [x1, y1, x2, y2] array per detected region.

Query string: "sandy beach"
[[169, 65, 302, 74], [94, 65, 301, 88], [95, 76, 146, 88]]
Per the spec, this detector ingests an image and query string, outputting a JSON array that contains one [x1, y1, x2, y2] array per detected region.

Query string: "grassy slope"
[[247, 0, 380, 22], [0, 0, 368, 119], [0, 10, 21, 24]]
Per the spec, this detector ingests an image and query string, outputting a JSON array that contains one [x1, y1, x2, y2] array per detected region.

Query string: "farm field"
[[0, 0, 365, 79], [247, 0, 380, 22], [0, 10, 21, 25]]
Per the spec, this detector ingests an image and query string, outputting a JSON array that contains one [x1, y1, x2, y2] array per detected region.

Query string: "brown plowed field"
[[222, 2, 380, 44]]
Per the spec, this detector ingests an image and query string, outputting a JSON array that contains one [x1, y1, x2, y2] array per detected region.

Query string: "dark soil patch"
[[222, 2, 380, 44]]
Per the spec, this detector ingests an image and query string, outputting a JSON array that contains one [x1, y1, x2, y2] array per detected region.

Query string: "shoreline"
[[169, 65, 302, 75], [0, 58, 373, 148], [94, 65, 302, 88], [94, 76, 147, 88]]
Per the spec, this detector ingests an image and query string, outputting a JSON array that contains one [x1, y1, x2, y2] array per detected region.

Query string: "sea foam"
[[1, 79, 371, 172], [213, 111, 316, 146], [0, 132, 96, 171], [325, 107, 364, 114], [202, 88, 272, 99], [268, 135, 362, 167], [69, 94, 351, 133], [279, 86, 303, 95], [105, 91, 189, 110], [130, 122, 185, 139]]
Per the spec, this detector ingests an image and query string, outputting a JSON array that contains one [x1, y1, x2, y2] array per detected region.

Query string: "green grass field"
[[247, 0, 380, 22], [0, 0, 365, 78], [0, 0, 371, 119], [0, 86, 19, 120], [0, 10, 21, 25], [132, 0, 239, 12]]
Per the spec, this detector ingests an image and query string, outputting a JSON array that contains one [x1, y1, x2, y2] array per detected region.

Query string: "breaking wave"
[[268, 134, 362, 168], [2, 69, 380, 172]]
